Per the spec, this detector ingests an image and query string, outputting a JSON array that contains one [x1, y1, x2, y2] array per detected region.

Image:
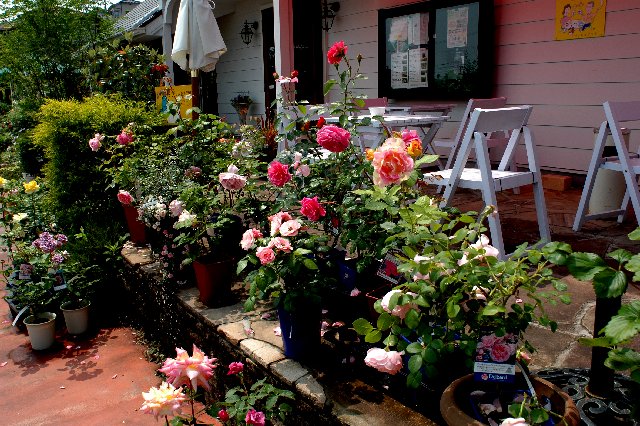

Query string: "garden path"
[[0, 259, 161, 425]]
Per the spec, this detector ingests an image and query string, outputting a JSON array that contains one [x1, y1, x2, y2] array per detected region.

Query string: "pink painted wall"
[[493, 0, 640, 173], [323, 0, 640, 173]]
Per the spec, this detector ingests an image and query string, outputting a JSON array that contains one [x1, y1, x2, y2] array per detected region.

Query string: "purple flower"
[[51, 253, 65, 265]]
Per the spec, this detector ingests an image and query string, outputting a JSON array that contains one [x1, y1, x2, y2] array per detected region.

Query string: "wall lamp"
[[321, 1, 340, 32], [240, 20, 258, 45]]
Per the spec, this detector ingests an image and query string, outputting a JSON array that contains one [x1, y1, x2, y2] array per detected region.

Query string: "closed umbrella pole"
[[172, 0, 227, 120], [191, 69, 200, 120]]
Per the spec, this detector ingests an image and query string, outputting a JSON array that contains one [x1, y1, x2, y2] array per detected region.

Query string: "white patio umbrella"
[[171, 0, 227, 118]]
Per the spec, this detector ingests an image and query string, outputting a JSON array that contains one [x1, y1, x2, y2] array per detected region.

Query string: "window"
[[378, 0, 494, 100]]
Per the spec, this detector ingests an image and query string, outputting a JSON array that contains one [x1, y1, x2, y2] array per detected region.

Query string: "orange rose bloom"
[[407, 139, 422, 158], [371, 138, 414, 187]]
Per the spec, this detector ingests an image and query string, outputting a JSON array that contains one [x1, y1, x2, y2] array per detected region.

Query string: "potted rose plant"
[[237, 209, 331, 361], [172, 163, 249, 307], [341, 131, 578, 424]]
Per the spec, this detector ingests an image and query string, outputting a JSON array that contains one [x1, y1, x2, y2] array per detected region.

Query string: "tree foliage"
[[0, 0, 114, 101]]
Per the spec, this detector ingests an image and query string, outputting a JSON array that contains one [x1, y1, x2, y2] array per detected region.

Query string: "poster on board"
[[555, 0, 606, 40], [386, 12, 429, 90], [155, 85, 193, 122]]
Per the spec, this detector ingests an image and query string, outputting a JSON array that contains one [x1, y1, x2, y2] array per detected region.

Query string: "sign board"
[[155, 85, 193, 121]]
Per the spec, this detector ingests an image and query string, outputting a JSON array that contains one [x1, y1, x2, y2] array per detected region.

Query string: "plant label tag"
[[18, 264, 33, 280], [473, 332, 518, 383], [53, 270, 67, 291], [376, 252, 404, 284]]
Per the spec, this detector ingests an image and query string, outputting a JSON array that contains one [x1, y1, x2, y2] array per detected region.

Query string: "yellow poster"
[[556, 0, 606, 40], [155, 85, 193, 121]]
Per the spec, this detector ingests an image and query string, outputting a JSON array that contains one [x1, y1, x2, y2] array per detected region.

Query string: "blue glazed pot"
[[277, 301, 322, 361]]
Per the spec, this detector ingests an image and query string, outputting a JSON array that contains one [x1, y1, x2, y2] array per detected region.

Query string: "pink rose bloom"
[[219, 164, 247, 191], [364, 348, 403, 375], [501, 418, 530, 426], [116, 130, 134, 145], [245, 409, 266, 426], [371, 138, 414, 187], [380, 289, 417, 320], [117, 190, 134, 205], [268, 236, 293, 253], [268, 211, 293, 236], [296, 164, 310, 177], [158, 345, 217, 392], [481, 334, 500, 349], [240, 228, 263, 251], [327, 40, 348, 65], [400, 129, 420, 145], [460, 235, 500, 265], [471, 234, 500, 258], [169, 200, 184, 217], [279, 219, 301, 237], [300, 196, 327, 221], [227, 361, 244, 375], [88, 133, 104, 151], [350, 288, 361, 297], [267, 161, 292, 187], [316, 124, 350, 153], [256, 246, 276, 265], [140, 382, 187, 420], [490, 342, 513, 363]]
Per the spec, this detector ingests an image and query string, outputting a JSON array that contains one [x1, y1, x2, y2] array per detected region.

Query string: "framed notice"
[[378, 0, 494, 100]]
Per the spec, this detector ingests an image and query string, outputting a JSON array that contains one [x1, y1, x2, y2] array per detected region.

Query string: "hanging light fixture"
[[240, 20, 258, 45], [321, 0, 340, 32]]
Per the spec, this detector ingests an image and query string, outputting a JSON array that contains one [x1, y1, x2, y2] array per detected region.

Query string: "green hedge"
[[32, 95, 161, 233]]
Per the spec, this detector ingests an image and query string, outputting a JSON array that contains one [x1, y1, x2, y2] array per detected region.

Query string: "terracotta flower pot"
[[440, 373, 580, 426], [192, 258, 234, 307], [122, 204, 146, 245]]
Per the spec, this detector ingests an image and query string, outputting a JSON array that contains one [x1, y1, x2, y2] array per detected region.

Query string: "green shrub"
[[32, 95, 161, 233]]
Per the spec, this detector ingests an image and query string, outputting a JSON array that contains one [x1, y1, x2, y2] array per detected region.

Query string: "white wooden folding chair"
[[573, 101, 640, 231], [423, 106, 550, 259], [434, 97, 508, 170]]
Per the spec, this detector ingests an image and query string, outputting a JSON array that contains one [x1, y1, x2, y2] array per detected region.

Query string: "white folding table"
[[325, 113, 450, 168]]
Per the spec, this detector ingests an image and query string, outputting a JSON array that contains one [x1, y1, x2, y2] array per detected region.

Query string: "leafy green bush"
[[32, 95, 161, 233], [85, 34, 167, 105]]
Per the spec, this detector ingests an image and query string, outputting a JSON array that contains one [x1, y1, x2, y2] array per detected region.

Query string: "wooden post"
[[587, 296, 622, 398], [191, 69, 200, 120]]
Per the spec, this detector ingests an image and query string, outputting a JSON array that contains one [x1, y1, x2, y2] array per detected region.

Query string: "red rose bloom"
[[291, 70, 299, 77], [300, 196, 326, 221], [227, 362, 244, 375], [327, 40, 348, 65], [218, 409, 230, 422], [316, 124, 350, 153], [316, 116, 326, 128], [267, 161, 292, 187]]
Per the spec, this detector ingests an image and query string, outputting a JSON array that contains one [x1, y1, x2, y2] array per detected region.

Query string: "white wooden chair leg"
[[532, 175, 551, 243], [617, 190, 630, 223], [475, 132, 507, 260]]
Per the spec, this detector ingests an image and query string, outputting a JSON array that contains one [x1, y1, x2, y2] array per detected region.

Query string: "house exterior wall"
[[214, 1, 272, 124], [208, 0, 640, 172], [323, 0, 640, 173]]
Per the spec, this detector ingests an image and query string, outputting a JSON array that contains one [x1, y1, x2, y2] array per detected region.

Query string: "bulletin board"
[[378, 0, 494, 100]]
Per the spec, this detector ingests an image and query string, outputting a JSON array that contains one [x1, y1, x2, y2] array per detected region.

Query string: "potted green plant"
[[59, 263, 99, 335], [5, 232, 70, 350], [173, 165, 248, 307], [230, 94, 253, 125]]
